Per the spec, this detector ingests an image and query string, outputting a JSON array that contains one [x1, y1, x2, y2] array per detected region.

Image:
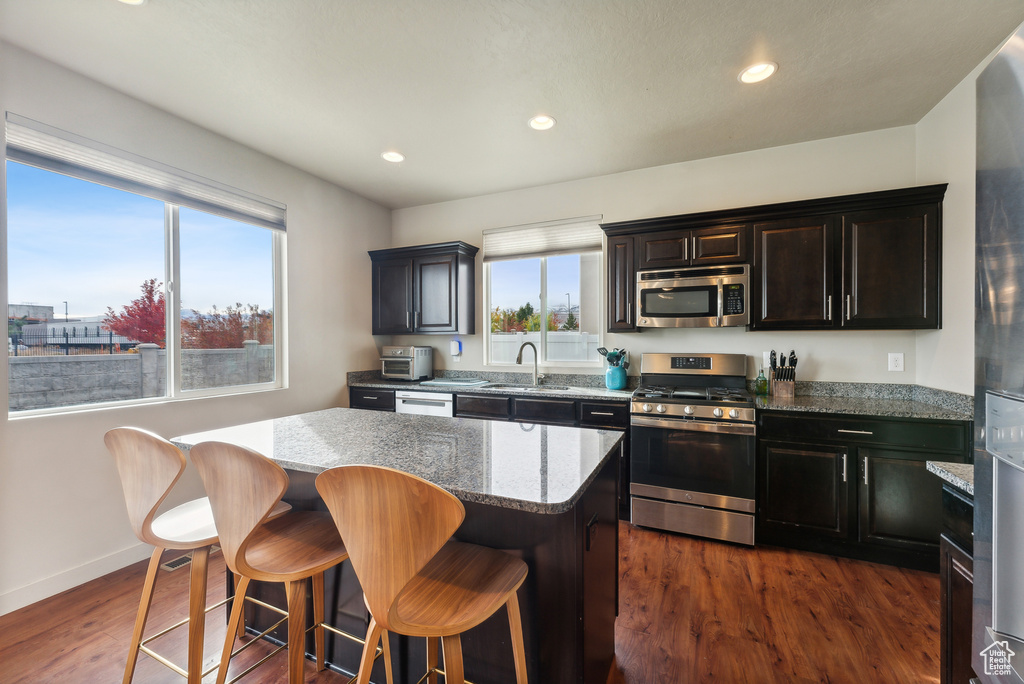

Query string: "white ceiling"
[[2, 1, 1024, 209]]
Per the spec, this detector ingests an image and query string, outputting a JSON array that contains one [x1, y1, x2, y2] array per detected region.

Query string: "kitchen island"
[[174, 407, 623, 683]]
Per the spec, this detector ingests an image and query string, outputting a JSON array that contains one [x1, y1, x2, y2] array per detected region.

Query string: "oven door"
[[630, 416, 756, 512]]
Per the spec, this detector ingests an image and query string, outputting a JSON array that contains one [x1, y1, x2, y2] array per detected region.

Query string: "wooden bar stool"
[[105, 427, 221, 684], [316, 465, 529, 684], [190, 441, 370, 684]]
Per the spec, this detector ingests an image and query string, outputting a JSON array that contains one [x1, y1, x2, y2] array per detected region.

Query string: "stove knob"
[[656, 404, 667, 413], [683, 405, 694, 415], [713, 407, 724, 418], [729, 408, 739, 419], [642, 403, 653, 413]]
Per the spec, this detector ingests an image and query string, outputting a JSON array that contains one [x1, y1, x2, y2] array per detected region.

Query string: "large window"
[[6, 115, 285, 414], [484, 218, 603, 366]]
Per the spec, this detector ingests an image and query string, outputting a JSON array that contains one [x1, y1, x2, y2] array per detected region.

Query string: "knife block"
[[771, 370, 795, 398]]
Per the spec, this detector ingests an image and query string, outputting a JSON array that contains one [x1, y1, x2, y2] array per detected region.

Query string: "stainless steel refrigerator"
[[975, 24, 1024, 684]]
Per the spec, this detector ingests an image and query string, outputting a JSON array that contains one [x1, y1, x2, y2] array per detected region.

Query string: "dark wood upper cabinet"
[[369, 241, 478, 335], [841, 204, 940, 329], [606, 235, 637, 332], [602, 184, 946, 332], [752, 216, 834, 329], [638, 224, 749, 270]]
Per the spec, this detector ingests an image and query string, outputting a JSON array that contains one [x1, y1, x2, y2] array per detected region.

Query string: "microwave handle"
[[716, 282, 724, 327]]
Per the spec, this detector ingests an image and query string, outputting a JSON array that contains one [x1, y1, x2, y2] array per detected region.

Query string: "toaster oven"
[[381, 346, 433, 381]]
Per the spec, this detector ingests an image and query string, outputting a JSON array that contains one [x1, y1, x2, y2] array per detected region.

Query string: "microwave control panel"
[[724, 284, 745, 314]]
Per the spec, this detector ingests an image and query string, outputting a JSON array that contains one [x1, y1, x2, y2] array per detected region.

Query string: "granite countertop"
[[173, 408, 623, 515], [349, 377, 635, 402], [927, 461, 975, 496], [755, 395, 972, 422]]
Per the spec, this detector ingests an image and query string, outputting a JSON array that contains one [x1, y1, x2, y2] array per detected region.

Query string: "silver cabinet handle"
[[842, 454, 847, 482], [590, 411, 615, 417], [863, 456, 869, 485], [683, 236, 689, 262], [845, 294, 852, 321], [691, 236, 696, 262], [359, 395, 378, 400], [838, 429, 873, 435], [627, 301, 632, 325], [406, 312, 411, 328], [827, 295, 833, 321]]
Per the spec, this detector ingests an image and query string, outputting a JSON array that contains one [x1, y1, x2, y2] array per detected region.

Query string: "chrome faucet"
[[516, 342, 539, 386]]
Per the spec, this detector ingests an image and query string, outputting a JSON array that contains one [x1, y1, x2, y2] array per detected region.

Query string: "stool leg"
[[233, 573, 246, 638], [381, 629, 394, 684], [355, 617, 384, 684], [123, 547, 163, 684], [426, 636, 440, 684], [441, 634, 465, 684], [313, 572, 325, 671], [216, 576, 250, 684], [186, 546, 210, 684], [507, 595, 528, 683], [285, 579, 307, 684]]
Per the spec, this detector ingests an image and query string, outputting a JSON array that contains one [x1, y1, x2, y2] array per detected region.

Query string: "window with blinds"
[[483, 217, 604, 366], [5, 114, 285, 413]]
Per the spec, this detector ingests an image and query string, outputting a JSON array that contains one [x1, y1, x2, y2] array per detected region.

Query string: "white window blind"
[[482, 215, 604, 262], [5, 112, 286, 231]]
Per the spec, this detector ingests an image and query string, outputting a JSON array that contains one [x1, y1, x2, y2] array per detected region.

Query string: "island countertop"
[[173, 407, 624, 515]]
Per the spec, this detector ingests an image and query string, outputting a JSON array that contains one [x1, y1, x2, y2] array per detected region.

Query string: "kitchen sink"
[[483, 384, 571, 392]]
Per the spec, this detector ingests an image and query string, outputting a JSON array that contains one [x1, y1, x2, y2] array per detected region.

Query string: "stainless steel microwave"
[[635, 264, 749, 328]]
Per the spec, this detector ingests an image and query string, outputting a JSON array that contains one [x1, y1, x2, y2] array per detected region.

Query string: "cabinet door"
[[759, 442, 849, 538], [638, 229, 689, 269], [858, 448, 942, 554], [752, 216, 835, 329], [413, 253, 457, 332], [607, 236, 637, 332], [513, 397, 578, 426], [940, 535, 977, 684], [841, 204, 939, 329], [691, 224, 749, 265], [372, 258, 413, 334]]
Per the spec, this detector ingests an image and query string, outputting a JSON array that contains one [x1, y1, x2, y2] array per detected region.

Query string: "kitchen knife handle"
[[842, 454, 847, 482], [827, 295, 833, 321]]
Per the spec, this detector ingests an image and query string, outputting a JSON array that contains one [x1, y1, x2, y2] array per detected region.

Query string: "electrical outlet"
[[888, 352, 904, 372]]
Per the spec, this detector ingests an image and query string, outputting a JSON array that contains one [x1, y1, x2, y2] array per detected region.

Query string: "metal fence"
[[9, 327, 137, 356]]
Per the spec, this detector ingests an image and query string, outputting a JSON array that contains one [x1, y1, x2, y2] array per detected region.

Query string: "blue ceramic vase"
[[605, 365, 626, 390]]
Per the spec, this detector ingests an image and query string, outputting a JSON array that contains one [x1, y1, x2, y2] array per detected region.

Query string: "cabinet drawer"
[[454, 394, 510, 419], [941, 484, 974, 553], [760, 412, 968, 452], [579, 401, 629, 428], [349, 388, 395, 411], [513, 397, 578, 426]]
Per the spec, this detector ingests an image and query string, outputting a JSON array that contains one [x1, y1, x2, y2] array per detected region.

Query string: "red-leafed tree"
[[104, 278, 166, 346], [181, 303, 273, 349]]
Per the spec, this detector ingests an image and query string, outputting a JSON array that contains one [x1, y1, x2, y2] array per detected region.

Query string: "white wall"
[[0, 42, 391, 614], [392, 127, 932, 385], [914, 56, 996, 393]]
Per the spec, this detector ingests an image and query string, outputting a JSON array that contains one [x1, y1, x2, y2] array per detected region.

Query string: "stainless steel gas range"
[[629, 352, 756, 545]]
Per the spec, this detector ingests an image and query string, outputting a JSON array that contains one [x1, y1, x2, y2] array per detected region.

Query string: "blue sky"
[[6, 161, 274, 319], [490, 254, 581, 313]]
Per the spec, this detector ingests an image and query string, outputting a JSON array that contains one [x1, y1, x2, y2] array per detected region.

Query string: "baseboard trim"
[[0, 543, 152, 616]]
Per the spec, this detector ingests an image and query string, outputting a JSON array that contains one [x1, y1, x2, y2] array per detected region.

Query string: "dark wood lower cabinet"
[[757, 411, 970, 571], [231, 458, 619, 683], [941, 535, 976, 684]]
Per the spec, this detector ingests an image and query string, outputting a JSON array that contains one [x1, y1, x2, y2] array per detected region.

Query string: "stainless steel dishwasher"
[[394, 390, 454, 417]]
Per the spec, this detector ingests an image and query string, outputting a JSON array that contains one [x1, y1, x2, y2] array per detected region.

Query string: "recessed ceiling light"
[[381, 151, 405, 163], [529, 115, 556, 131], [738, 62, 778, 84]]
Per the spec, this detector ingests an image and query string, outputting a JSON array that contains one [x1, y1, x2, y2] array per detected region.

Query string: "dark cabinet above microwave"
[[368, 241, 478, 335], [601, 183, 946, 333]]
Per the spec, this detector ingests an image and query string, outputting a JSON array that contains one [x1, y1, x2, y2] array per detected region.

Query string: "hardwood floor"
[[0, 523, 939, 683]]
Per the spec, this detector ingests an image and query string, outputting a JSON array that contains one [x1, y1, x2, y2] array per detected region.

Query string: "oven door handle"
[[631, 415, 756, 436]]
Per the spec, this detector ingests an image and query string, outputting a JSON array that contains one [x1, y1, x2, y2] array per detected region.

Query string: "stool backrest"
[[315, 465, 465, 630], [189, 441, 288, 577], [105, 427, 187, 547]]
